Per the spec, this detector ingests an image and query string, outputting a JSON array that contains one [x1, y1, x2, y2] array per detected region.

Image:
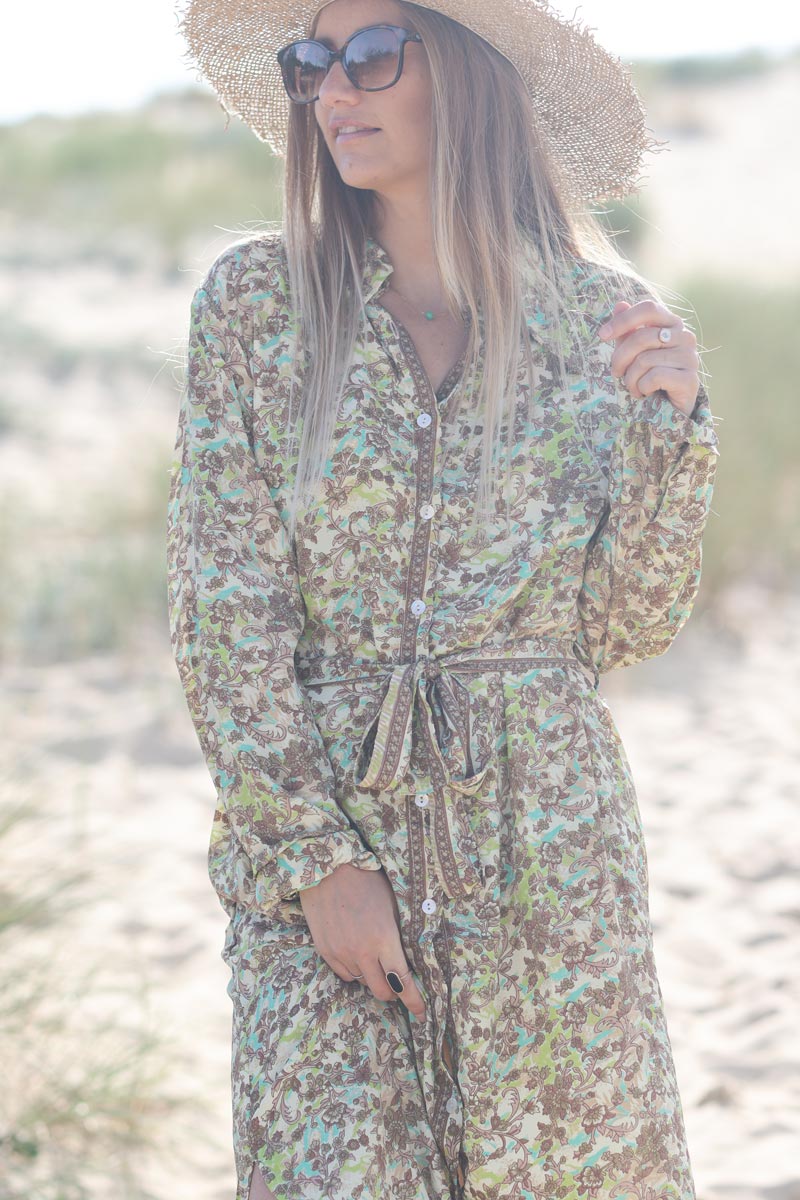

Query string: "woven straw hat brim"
[[176, 0, 666, 201]]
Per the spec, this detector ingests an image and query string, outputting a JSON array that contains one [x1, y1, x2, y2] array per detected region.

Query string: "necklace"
[[385, 282, 452, 322]]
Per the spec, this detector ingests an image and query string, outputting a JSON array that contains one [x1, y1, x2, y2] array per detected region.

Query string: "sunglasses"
[[276, 23, 423, 105]]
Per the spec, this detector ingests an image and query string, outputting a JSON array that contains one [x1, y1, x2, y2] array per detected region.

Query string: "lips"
[[335, 127, 381, 143]]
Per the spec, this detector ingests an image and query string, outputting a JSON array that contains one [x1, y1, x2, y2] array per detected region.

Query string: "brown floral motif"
[[167, 231, 719, 1199]]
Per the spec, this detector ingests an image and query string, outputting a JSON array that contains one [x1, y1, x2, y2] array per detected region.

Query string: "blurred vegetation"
[[0, 54, 797, 667], [2, 45, 796, 265], [2, 271, 797, 665], [593, 193, 652, 261], [0, 89, 283, 272], [629, 46, 798, 93], [0, 310, 161, 383], [682, 277, 800, 593], [0, 795, 195, 1199], [0, 451, 173, 666]]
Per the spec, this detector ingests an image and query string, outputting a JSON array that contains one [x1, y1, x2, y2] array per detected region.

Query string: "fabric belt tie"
[[299, 635, 596, 900]]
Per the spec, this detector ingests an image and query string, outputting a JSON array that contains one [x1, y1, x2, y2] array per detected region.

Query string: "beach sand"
[[1, 574, 798, 1199]]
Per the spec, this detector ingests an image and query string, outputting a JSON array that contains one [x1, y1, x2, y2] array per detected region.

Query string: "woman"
[[169, 0, 720, 1197]]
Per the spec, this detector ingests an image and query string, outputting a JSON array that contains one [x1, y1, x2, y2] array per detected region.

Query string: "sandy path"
[[603, 579, 800, 1200]]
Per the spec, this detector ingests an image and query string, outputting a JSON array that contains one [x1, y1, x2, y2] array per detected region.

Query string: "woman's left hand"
[[598, 299, 700, 417]]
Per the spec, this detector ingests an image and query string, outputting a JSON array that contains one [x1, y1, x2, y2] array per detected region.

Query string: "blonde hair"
[[269, 1, 681, 543]]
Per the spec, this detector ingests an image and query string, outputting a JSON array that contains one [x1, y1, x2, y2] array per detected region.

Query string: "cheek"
[[411, 91, 432, 134], [394, 75, 432, 152]]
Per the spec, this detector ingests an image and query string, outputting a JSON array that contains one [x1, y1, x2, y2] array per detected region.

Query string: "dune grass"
[[0, 63, 796, 654], [680, 275, 800, 594], [0, 794, 195, 1199], [0, 446, 173, 666], [1, 272, 797, 663], [0, 91, 282, 270]]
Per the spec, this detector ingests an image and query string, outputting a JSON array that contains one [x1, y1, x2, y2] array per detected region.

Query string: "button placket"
[[419, 800, 441, 922], [405, 344, 448, 661], [386, 312, 462, 911], [408, 426, 435, 635]]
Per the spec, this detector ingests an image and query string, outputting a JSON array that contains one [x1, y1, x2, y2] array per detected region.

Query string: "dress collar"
[[362, 235, 395, 305], [361, 233, 577, 355]]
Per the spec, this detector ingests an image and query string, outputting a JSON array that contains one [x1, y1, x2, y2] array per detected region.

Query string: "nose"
[[317, 57, 360, 107]]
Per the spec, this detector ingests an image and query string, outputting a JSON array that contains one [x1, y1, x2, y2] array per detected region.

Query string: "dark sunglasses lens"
[[280, 41, 329, 102], [280, 28, 405, 101], [345, 28, 404, 90]]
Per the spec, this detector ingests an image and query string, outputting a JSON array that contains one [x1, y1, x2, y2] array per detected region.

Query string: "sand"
[[2, 575, 798, 1199]]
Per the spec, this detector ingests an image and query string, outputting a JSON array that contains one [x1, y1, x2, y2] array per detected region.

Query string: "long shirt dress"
[[166, 231, 720, 1200]]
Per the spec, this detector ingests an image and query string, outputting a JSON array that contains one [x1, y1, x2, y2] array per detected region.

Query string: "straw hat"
[[175, 0, 666, 201]]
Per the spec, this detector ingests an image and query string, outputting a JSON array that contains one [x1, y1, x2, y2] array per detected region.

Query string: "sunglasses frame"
[[276, 23, 423, 105]]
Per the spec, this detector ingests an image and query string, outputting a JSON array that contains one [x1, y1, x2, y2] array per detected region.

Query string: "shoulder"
[[192, 229, 289, 328], [569, 258, 660, 331], [520, 252, 659, 358]]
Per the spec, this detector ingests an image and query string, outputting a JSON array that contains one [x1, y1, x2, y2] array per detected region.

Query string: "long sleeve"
[[166, 247, 383, 918], [572, 267, 722, 678]]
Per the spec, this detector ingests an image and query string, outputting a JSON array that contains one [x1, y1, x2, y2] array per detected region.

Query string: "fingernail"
[[599, 323, 611, 338]]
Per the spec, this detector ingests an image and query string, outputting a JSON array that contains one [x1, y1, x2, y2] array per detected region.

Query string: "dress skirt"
[[220, 660, 697, 1200]]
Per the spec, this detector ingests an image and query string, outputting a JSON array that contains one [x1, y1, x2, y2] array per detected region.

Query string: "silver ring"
[[351, 973, 365, 979], [658, 327, 673, 344]]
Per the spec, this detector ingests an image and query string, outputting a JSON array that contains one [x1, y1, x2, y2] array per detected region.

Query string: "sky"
[[2, 0, 797, 124]]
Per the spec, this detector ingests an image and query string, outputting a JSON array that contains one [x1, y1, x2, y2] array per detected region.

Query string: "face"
[[309, 0, 433, 198]]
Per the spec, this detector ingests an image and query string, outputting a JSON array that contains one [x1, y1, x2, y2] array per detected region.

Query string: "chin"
[[336, 164, 385, 190]]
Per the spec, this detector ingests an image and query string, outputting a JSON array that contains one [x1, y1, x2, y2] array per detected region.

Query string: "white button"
[[416, 412, 432, 428], [414, 794, 430, 808], [421, 897, 437, 915], [446, 1095, 459, 1115], [410, 598, 426, 616], [419, 503, 435, 520]]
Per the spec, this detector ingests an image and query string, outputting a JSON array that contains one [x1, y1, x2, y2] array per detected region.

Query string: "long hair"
[[274, 1, 680, 543]]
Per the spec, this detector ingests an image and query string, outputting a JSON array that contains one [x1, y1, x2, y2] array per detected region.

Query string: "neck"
[[371, 193, 448, 313]]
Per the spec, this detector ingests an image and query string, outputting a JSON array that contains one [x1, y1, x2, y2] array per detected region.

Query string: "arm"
[[572, 269, 722, 679], [166, 244, 382, 917]]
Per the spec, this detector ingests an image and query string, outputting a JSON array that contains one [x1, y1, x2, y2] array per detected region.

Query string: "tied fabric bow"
[[300, 636, 590, 901], [353, 652, 494, 900], [354, 654, 491, 797]]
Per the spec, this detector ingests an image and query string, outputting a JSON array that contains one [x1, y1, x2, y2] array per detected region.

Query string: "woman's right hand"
[[299, 862, 427, 1021]]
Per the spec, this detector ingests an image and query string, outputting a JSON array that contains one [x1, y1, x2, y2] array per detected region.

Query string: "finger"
[[599, 298, 683, 343], [378, 951, 427, 1020], [610, 326, 694, 381], [595, 299, 630, 340], [618, 343, 695, 388], [327, 955, 367, 984], [615, 349, 697, 396], [619, 363, 698, 410]]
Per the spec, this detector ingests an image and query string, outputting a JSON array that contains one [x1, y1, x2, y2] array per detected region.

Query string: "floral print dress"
[[166, 232, 720, 1200]]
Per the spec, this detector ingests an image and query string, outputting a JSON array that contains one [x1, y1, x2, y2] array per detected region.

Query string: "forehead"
[[311, 0, 408, 42]]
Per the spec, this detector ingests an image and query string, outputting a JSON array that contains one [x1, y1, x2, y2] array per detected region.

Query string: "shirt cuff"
[[252, 829, 384, 914], [629, 384, 721, 455]]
